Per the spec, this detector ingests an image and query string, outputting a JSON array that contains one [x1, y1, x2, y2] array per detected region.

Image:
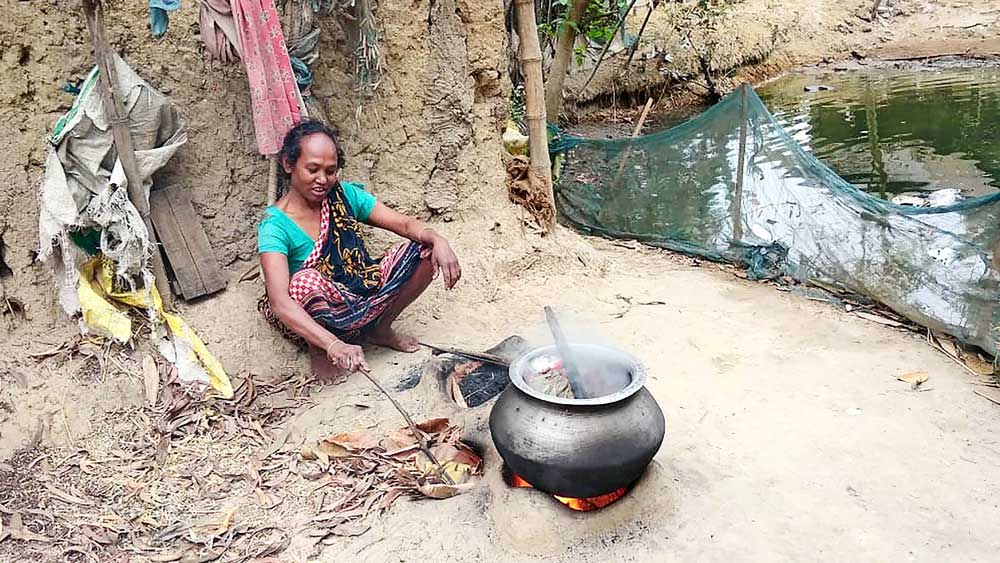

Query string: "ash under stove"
[[435, 335, 527, 408]]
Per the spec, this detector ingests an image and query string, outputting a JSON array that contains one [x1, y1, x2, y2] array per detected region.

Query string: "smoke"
[[519, 306, 637, 399]]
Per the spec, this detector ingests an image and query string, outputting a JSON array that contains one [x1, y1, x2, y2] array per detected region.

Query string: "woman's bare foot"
[[369, 326, 420, 353], [309, 345, 348, 382]]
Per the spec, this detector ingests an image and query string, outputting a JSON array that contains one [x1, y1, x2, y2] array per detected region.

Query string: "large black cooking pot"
[[489, 343, 665, 498]]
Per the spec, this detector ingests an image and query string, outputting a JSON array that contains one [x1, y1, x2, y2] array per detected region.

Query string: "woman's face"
[[286, 133, 339, 204]]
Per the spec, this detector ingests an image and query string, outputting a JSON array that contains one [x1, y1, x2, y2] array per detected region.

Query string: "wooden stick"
[[974, 389, 1000, 407], [732, 84, 749, 242], [418, 342, 510, 367], [598, 97, 654, 224], [543, 306, 586, 398], [625, 2, 657, 69], [267, 155, 279, 205], [870, 0, 883, 21], [611, 96, 654, 187], [580, 0, 641, 93], [358, 368, 454, 485], [82, 0, 173, 309], [513, 0, 555, 231]]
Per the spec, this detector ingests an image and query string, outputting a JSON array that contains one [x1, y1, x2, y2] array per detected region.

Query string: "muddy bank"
[[564, 0, 1000, 119]]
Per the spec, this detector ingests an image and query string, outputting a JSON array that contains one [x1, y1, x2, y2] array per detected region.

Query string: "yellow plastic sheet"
[[78, 256, 233, 398]]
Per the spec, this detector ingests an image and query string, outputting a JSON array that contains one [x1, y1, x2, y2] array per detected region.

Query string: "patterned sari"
[[259, 183, 422, 344]]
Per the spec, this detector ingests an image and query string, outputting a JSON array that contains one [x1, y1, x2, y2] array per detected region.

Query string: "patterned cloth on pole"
[[231, 0, 302, 155]]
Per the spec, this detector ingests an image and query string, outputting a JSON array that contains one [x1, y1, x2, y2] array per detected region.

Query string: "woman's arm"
[[260, 252, 368, 371], [365, 202, 462, 289]]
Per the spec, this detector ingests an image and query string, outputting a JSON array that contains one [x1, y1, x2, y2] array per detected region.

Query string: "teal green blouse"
[[257, 181, 377, 273]]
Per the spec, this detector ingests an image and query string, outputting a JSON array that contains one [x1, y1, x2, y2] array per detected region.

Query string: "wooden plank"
[[166, 185, 227, 295], [149, 185, 227, 299], [150, 188, 204, 298]]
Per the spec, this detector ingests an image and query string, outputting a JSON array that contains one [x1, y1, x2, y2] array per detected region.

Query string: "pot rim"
[[509, 343, 647, 406]]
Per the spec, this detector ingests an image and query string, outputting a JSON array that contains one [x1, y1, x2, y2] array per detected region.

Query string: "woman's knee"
[[414, 256, 435, 285]]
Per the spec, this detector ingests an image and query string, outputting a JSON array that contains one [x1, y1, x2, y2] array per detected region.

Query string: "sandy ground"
[[332, 240, 1000, 562], [5, 236, 998, 562]]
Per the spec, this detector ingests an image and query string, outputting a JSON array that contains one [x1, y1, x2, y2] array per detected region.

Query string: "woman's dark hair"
[[279, 120, 346, 170]]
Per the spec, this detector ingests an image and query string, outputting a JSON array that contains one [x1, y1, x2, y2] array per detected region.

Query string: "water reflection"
[[758, 66, 1000, 197]]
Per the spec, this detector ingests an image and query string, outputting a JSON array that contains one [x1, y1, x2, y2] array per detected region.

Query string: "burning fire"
[[508, 473, 629, 511]]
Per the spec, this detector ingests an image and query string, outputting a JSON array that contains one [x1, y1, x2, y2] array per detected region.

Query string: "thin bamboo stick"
[[732, 84, 749, 242]]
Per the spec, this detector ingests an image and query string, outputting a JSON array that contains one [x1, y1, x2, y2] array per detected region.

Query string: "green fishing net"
[[552, 85, 1000, 352]]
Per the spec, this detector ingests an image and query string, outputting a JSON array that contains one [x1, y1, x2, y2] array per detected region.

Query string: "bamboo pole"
[[544, 0, 590, 121], [267, 156, 279, 204], [732, 84, 749, 242], [82, 0, 173, 308], [513, 0, 556, 230]]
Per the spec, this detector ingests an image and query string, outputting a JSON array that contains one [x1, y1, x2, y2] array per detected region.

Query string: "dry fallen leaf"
[[326, 430, 380, 452], [45, 483, 95, 507], [934, 333, 961, 359], [143, 355, 159, 407], [261, 426, 291, 459], [146, 551, 184, 563], [897, 371, 929, 385], [416, 482, 477, 499], [327, 521, 371, 538], [214, 507, 237, 536], [964, 354, 995, 377], [6, 513, 51, 542], [315, 440, 355, 459], [80, 525, 118, 545]]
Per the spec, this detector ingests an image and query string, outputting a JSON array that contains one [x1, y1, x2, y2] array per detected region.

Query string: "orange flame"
[[508, 473, 628, 511]]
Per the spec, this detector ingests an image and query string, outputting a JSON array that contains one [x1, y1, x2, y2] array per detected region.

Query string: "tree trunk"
[[544, 0, 590, 121], [513, 0, 555, 230]]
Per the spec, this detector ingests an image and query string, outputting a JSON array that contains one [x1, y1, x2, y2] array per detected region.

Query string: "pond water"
[[756, 65, 1000, 199]]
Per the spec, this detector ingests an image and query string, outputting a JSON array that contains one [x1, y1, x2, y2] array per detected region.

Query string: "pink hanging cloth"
[[230, 0, 302, 155]]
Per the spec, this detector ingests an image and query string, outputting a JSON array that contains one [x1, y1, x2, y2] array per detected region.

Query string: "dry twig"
[[974, 389, 1000, 407], [358, 369, 454, 485]]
